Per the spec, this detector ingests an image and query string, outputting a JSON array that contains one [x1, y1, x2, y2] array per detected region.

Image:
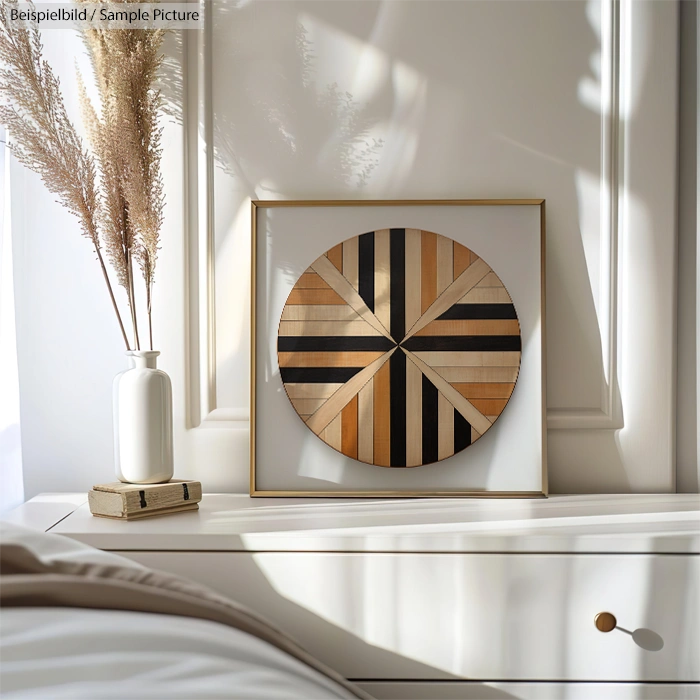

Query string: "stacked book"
[[88, 480, 202, 520]]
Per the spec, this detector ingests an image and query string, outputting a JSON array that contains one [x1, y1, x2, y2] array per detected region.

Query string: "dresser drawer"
[[117, 552, 699, 682]]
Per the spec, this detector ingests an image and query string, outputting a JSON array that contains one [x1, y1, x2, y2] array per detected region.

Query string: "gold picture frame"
[[251, 199, 547, 498]]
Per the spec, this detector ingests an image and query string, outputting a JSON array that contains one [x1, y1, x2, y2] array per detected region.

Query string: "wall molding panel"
[[547, 0, 623, 430], [182, 0, 679, 492]]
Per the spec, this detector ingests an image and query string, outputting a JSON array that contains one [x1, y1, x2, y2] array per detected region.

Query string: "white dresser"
[[6, 493, 700, 699]]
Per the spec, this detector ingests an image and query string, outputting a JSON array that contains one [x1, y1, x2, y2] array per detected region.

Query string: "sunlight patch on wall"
[[216, 199, 251, 364], [299, 10, 427, 192], [578, 0, 604, 115], [0, 136, 24, 513]]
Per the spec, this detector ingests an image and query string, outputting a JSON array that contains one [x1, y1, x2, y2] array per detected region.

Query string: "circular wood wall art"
[[277, 229, 522, 468]]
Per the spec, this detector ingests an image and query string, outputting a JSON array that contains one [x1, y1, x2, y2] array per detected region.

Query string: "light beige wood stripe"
[[281, 304, 362, 322], [291, 397, 327, 414], [357, 378, 374, 463], [311, 255, 392, 340], [436, 235, 454, 295], [414, 319, 520, 337], [471, 426, 481, 443], [433, 366, 520, 383], [404, 228, 422, 334], [476, 272, 503, 288], [459, 287, 512, 304], [324, 413, 342, 451], [406, 356, 422, 467], [285, 383, 343, 399], [438, 392, 454, 461], [413, 351, 521, 367], [405, 258, 491, 338], [306, 348, 396, 435], [343, 237, 359, 291], [374, 229, 391, 333], [403, 348, 492, 434], [278, 351, 386, 368], [279, 320, 383, 337]]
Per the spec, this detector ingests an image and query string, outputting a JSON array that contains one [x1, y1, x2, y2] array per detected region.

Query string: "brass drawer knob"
[[595, 612, 617, 632]]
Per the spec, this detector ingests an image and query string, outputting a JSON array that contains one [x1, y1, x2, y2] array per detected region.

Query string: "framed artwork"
[[251, 200, 546, 497]]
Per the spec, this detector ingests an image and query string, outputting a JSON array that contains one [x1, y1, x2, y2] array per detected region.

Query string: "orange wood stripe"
[[295, 272, 331, 289], [286, 289, 347, 305], [278, 351, 386, 368], [373, 360, 391, 467], [414, 319, 520, 336], [327, 244, 343, 272], [421, 231, 438, 314], [452, 382, 515, 399], [453, 242, 472, 278], [341, 394, 358, 460], [468, 398, 509, 415]]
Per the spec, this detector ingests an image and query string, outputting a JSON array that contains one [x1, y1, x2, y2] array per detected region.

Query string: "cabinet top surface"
[[5, 493, 699, 553]]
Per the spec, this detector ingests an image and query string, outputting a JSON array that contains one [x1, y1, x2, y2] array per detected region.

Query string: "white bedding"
[[0, 523, 361, 699]]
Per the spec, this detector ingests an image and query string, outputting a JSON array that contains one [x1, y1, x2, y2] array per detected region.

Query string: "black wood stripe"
[[278, 336, 394, 352], [403, 335, 522, 352], [390, 349, 406, 467], [454, 409, 471, 452], [280, 367, 363, 383], [390, 228, 405, 341], [421, 374, 438, 464], [437, 303, 517, 320], [358, 231, 375, 312]]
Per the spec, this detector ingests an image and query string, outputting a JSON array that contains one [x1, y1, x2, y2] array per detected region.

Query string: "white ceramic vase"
[[113, 351, 173, 484]]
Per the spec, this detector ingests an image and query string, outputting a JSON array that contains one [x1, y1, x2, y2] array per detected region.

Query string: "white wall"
[[11, 0, 685, 498]]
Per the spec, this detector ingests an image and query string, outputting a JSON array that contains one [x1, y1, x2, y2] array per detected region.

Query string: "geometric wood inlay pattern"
[[278, 229, 522, 467]]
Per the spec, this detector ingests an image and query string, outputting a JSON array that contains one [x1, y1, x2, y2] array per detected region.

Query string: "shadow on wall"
[[156, 0, 656, 489]]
